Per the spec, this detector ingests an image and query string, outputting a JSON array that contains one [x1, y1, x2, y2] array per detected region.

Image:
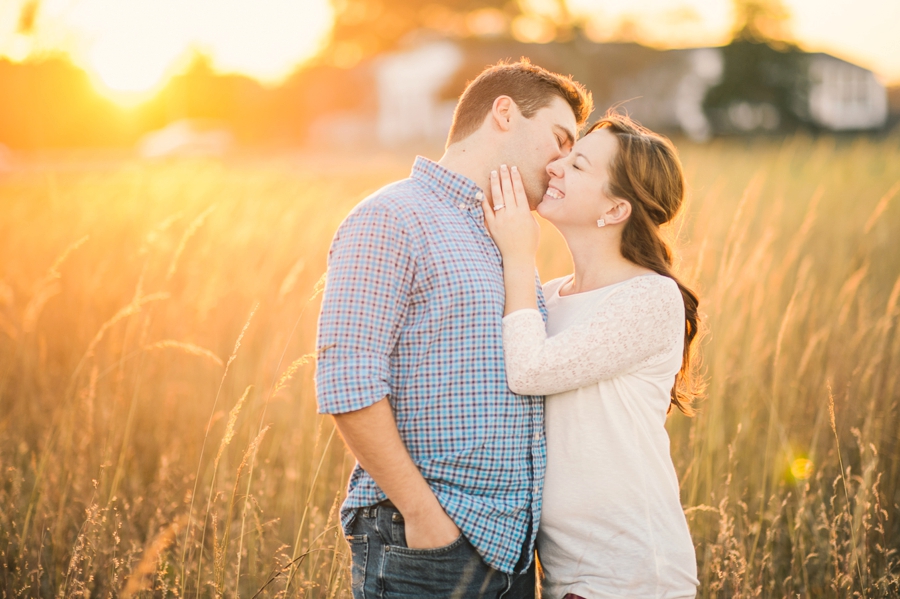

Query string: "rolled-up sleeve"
[[315, 202, 416, 415]]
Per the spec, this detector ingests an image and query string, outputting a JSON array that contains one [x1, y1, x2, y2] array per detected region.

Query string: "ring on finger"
[[493, 204, 506, 211]]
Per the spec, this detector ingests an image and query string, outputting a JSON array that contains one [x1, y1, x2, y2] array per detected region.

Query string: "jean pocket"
[[382, 535, 484, 597], [345, 534, 368, 599]]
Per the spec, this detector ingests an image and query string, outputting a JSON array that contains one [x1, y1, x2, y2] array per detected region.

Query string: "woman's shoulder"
[[622, 273, 680, 295], [610, 274, 684, 315], [619, 273, 681, 298]]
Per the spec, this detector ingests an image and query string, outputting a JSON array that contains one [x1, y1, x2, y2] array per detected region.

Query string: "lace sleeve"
[[501, 276, 684, 396]]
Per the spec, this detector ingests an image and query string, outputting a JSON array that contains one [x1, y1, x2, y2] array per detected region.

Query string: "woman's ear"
[[491, 96, 515, 132], [604, 199, 632, 225]]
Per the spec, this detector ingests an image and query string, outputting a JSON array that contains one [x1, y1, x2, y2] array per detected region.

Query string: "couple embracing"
[[316, 60, 702, 599]]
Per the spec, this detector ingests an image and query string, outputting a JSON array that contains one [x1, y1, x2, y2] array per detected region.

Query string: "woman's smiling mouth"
[[545, 186, 565, 200]]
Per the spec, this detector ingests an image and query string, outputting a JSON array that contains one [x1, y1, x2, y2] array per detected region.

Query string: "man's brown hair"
[[446, 60, 593, 145]]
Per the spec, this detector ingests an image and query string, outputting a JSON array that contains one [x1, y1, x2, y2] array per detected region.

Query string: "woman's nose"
[[546, 159, 563, 178]]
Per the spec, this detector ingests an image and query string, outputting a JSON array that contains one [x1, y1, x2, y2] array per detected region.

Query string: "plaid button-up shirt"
[[316, 156, 546, 574]]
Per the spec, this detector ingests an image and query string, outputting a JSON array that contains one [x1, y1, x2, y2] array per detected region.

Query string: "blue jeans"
[[346, 502, 536, 599]]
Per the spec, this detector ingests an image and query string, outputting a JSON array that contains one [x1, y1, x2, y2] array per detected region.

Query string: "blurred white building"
[[368, 39, 888, 144], [374, 41, 463, 146], [807, 53, 889, 131]]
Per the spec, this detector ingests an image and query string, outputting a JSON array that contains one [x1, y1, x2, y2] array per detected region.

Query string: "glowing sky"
[[0, 0, 896, 106], [565, 0, 900, 83]]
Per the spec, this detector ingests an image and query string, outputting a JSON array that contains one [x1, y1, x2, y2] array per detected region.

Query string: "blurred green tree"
[[703, 0, 808, 133]]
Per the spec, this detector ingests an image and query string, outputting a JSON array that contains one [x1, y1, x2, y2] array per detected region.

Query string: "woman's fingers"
[[499, 165, 516, 209], [483, 167, 539, 257], [490, 169, 504, 211], [510, 166, 528, 211]]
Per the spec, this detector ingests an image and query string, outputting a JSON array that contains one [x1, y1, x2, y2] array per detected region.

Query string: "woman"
[[481, 114, 701, 599]]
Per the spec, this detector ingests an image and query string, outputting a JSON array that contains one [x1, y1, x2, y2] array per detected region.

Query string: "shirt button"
[[475, 191, 484, 200], [458, 202, 466, 210], [533, 433, 540, 441]]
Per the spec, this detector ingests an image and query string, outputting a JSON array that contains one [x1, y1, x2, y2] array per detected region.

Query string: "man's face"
[[507, 96, 578, 209]]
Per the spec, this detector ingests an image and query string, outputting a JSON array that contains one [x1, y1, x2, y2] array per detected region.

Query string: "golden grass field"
[[1, 134, 899, 598]]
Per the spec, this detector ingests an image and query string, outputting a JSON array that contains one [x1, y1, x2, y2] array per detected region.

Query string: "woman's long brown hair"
[[589, 113, 703, 415]]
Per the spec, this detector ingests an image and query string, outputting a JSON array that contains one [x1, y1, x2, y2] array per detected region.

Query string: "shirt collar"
[[411, 156, 485, 208]]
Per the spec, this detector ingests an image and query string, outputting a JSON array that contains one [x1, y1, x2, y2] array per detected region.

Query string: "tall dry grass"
[[1, 135, 899, 598]]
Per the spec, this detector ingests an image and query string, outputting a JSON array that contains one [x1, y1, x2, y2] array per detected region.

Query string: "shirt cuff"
[[316, 353, 391, 415]]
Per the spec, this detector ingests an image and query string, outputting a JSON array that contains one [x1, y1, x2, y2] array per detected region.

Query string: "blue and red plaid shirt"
[[315, 156, 546, 574]]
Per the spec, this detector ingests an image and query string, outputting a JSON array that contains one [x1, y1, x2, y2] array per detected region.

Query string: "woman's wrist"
[[502, 254, 536, 272], [502, 261, 535, 291], [503, 259, 538, 315]]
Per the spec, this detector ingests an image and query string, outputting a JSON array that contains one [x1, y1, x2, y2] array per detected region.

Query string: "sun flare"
[[4, 0, 334, 105]]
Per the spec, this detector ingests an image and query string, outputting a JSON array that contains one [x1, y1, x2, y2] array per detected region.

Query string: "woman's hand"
[[482, 164, 540, 316], [482, 164, 539, 264]]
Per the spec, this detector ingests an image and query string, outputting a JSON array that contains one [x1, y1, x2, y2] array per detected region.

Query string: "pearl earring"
[[597, 219, 606, 228]]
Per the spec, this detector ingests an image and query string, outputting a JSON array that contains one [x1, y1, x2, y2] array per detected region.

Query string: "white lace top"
[[502, 274, 698, 599]]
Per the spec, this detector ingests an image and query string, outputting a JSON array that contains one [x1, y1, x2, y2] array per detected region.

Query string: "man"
[[316, 61, 592, 598]]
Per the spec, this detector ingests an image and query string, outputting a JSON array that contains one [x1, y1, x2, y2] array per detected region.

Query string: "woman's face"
[[536, 127, 620, 228]]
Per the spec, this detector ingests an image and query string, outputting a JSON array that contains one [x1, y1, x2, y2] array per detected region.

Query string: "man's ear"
[[491, 96, 515, 132], [605, 198, 632, 225]]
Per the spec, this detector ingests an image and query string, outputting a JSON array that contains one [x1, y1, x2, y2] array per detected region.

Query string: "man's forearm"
[[333, 397, 437, 515], [332, 397, 458, 546]]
